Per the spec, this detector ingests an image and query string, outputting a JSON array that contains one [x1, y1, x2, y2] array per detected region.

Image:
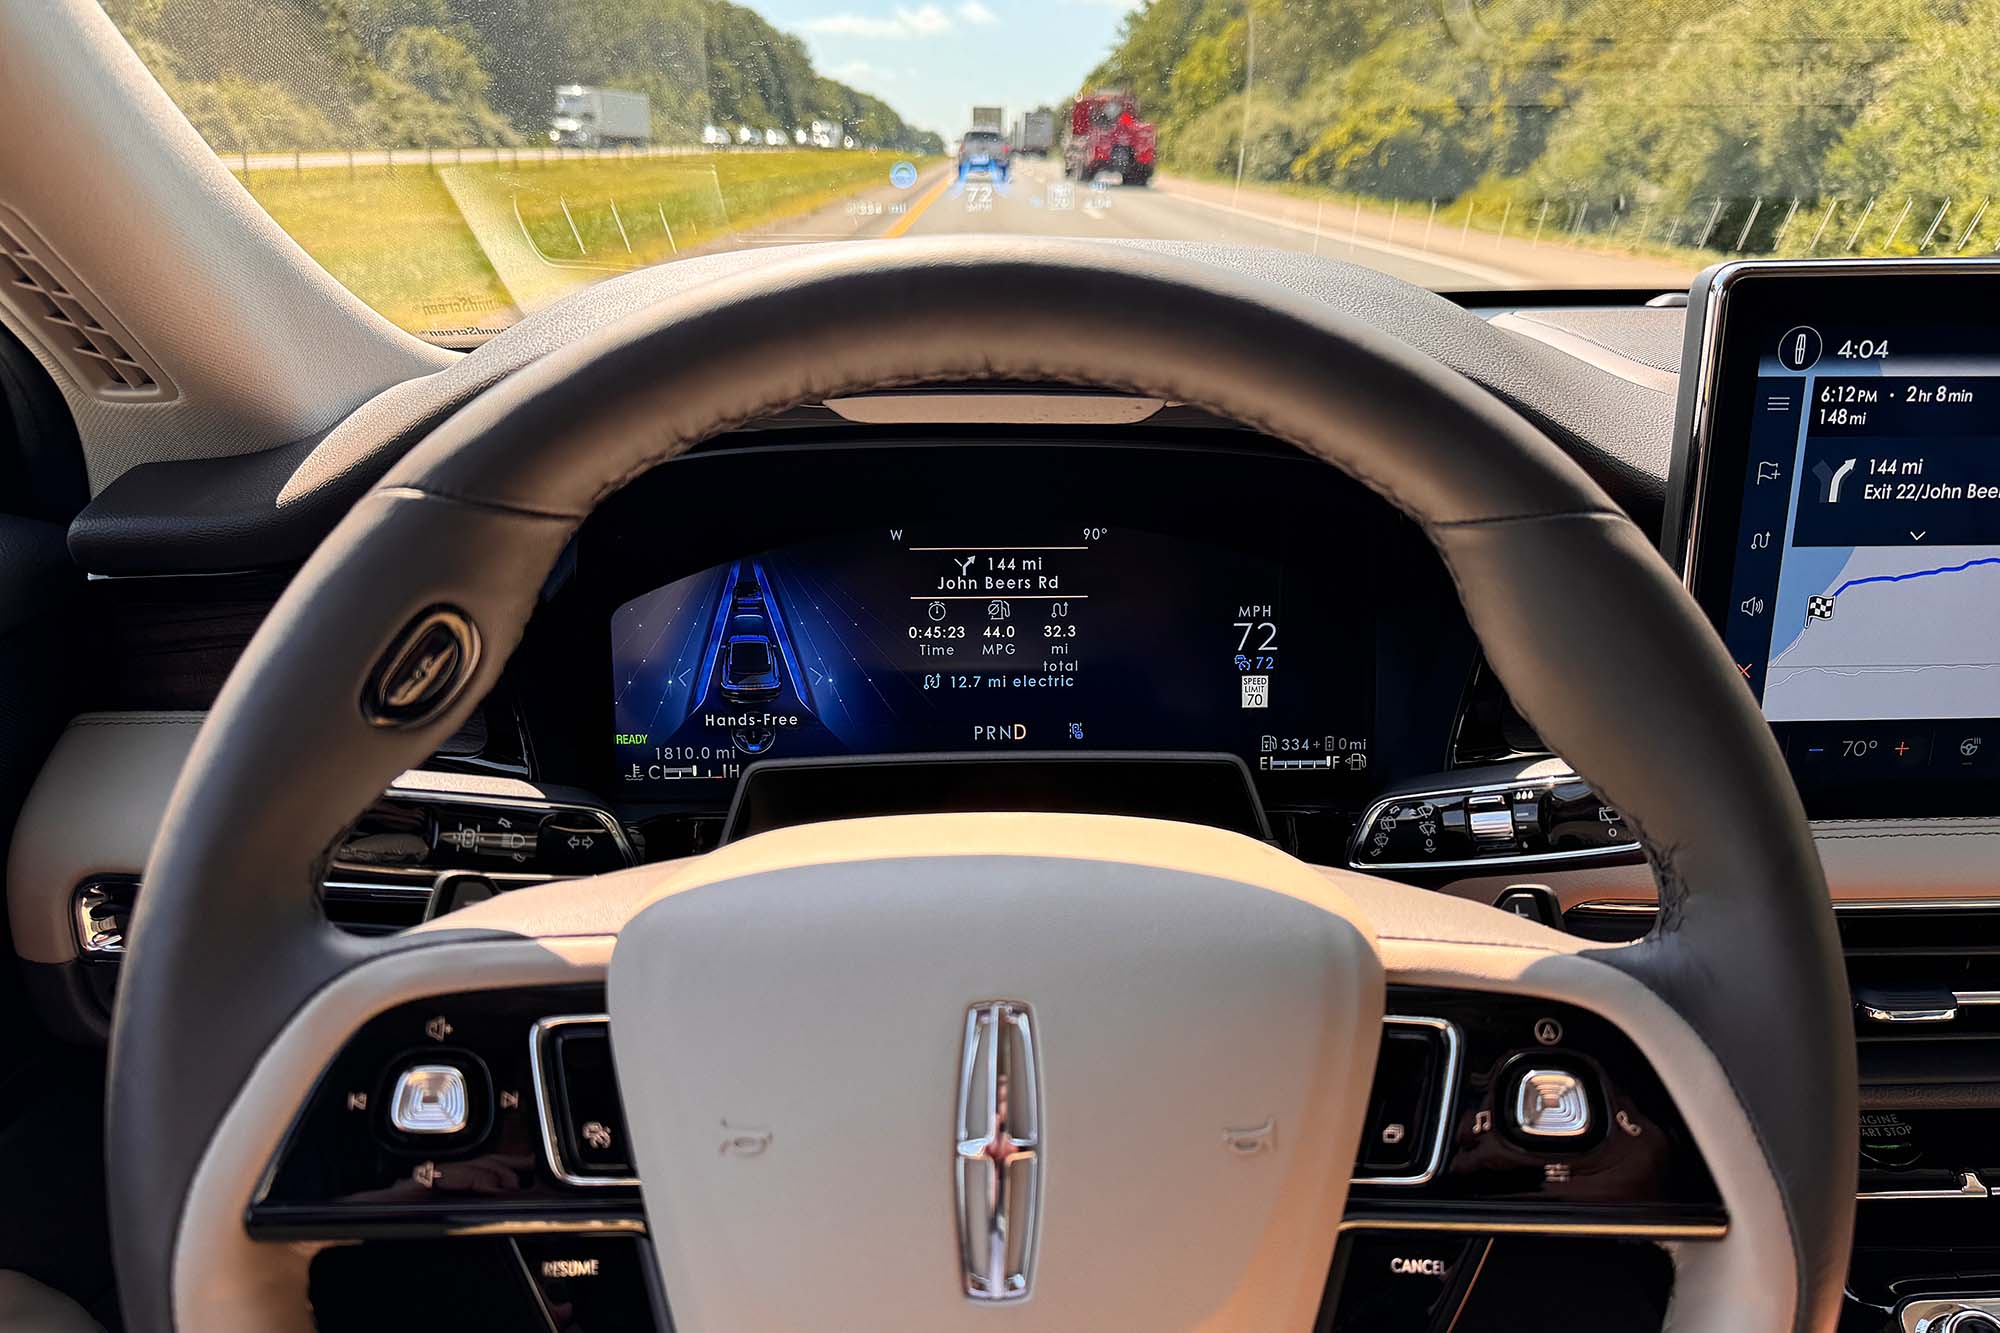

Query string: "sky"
[[760, 0, 1144, 138]]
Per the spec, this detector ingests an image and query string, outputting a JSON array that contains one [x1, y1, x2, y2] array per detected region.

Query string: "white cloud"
[[900, 4, 954, 32], [804, 4, 953, 36], [957, 0, 998, 23]]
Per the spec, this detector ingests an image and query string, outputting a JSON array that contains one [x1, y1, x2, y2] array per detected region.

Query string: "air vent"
[[0, 205, 172, 400], [1565, 901, 2000, 1087]]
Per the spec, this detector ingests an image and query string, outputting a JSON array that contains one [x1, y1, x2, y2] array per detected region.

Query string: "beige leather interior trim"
[[172, 937, 614, 1333], [0, 1270, 106, 1333], [1442, 815, 2000, 913], [7, 711, 203, 964]]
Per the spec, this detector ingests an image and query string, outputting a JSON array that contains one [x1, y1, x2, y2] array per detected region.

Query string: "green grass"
[[237, 164, 517, 338], [235, 151, 938, 341], [495, 152, 909, 269]]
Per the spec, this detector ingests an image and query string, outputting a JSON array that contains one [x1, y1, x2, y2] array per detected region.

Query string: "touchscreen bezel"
[[1669, 258, 2000, 818]]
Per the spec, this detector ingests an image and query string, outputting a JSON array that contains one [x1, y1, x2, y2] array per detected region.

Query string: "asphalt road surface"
[[737, 156, 1569, 289]]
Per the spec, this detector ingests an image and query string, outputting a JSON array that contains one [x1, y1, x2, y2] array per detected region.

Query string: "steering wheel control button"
[[389, 1064, 470, 1135], [1325, 1235, 1480, 1330], [1352, 1016, 1461, 1186], [1513, 1068, 1592, 1138], [532, 1015, 639, 1185], [363, 606, 480, 729], [517, 1237, 665, 1329]]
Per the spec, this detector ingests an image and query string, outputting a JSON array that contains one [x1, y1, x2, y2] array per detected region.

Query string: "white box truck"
[[1014, 108, 1055, 156], [549, 85, 652, 149]]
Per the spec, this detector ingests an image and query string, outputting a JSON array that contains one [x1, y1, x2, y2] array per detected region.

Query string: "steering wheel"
[[107, 241, 1854, 1332]]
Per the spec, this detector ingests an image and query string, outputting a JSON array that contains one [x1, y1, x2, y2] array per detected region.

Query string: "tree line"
[[103, 0, 943, 155], [1085, 0, 2000, 253]]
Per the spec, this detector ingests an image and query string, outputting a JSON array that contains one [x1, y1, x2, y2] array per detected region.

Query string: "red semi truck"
[[1064, 91, 1155, 186]]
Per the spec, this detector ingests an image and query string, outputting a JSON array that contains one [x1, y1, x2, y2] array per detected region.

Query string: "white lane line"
[[1155, 184, 1525, 286]]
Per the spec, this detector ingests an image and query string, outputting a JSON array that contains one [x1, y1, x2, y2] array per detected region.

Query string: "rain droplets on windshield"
[[102, 0, 2000, 342]]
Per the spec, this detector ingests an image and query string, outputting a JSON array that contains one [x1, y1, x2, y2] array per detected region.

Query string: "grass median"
[[234, 151, 933, 341]]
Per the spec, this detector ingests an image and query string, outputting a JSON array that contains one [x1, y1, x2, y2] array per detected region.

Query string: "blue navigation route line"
[[1832, 555, 2000, 599]]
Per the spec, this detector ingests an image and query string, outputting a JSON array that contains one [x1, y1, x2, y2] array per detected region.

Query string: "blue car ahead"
[[957, 130, 1011, 182]]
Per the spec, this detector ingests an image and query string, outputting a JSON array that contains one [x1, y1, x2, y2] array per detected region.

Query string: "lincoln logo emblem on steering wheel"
[[956, 1001, 1043, 1301]]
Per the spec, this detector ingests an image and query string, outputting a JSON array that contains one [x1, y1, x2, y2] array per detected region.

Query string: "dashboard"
[[505, 435, 1500, 855]]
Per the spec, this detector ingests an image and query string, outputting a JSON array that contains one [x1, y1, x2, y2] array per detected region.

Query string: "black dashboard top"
[[65, 243, 1683, 576]]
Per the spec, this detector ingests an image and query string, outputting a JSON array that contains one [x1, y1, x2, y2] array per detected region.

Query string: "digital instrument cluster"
[[1676, 261, 2000, 814], [517, 440, 1482, 818], [608, 524, 1375, 794]]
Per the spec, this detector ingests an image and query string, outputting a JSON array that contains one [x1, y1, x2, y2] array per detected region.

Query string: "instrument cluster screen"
[[608, 525, 1375, 794], [1683, 264, 2000, 810]]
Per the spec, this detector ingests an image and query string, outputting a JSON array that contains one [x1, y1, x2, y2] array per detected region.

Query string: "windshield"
[[102, 0, 1995, 344]]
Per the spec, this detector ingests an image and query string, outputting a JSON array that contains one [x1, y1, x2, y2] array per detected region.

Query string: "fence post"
[[1956, 198, 1990, 252], [1845, 196, 1878, 251], [1770, 198, 1800, 254], [1881, 197, 1916, 251], [1733, 197, 1763, 251], [1696, 198, 1725, 248], [1919, 198, 1952, 251]]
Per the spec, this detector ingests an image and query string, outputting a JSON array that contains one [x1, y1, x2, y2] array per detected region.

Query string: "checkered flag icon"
[[1806, 595, 1835, 620]]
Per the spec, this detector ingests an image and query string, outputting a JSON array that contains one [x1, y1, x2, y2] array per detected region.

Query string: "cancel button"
[[1328, 1235, 1478, 1329]]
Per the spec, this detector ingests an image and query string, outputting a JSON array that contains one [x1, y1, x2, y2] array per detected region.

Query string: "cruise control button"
[[1513, 1068, 1591, 1138], [552, 1024, 632, 1177], [390, 1064, 470, 1135]]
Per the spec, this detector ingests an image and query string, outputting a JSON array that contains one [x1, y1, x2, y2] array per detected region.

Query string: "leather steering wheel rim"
[[109, 238, 1854, 1331]]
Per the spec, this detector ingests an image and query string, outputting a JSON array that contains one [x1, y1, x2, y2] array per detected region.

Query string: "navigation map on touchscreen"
[[1760, 376, 2000, 722]]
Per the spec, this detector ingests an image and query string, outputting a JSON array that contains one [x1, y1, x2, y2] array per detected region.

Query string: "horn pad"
[[609, 816, 1384, 1331]]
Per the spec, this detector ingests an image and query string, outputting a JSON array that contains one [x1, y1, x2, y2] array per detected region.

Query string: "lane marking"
[[883, 171, 952, 238]]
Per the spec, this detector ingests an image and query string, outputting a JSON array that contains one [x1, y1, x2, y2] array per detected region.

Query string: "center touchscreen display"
[[1682, 263, 2000, 804], [608, 525, 1376, 795]]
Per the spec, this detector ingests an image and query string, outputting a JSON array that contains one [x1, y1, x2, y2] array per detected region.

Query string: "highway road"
[[737, 157, 1529, 288]]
